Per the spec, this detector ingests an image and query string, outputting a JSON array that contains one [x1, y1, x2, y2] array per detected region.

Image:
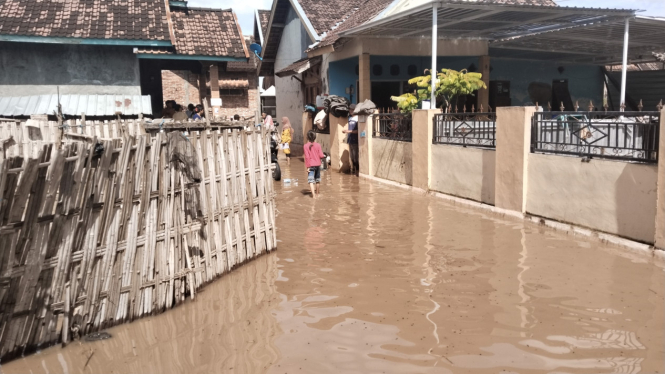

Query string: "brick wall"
[[161, 70, 201, 107], [162, 69, 259, 119], [216, 72, 259, 119]]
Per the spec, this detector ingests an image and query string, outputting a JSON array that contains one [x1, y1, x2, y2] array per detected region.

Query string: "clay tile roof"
[[298, 0, 367, 36], [170, 7, 248, 58], [227, 36, 260, 72], [306, 0, 558, 52], [0, 0, 170, 41], [258, 10, 270, 38]]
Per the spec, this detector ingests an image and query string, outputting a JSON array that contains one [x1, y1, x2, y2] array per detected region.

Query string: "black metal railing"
[[373, 113, 412, 142], [432, 112, 497, 148], [531, 111, 660, 163]]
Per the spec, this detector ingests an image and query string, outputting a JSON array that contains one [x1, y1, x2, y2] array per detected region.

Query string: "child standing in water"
[[303, 130, 325, 198]]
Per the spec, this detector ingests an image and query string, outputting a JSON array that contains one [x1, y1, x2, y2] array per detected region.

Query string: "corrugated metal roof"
[[0, 95, 152, 117], [608, 70, 665, 111]]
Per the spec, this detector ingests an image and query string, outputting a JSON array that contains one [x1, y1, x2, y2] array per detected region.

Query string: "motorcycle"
[[270, 130, 281, 181]]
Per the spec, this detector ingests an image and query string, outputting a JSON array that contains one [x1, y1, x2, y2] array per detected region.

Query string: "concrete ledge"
[[362, 173, 664, 260]]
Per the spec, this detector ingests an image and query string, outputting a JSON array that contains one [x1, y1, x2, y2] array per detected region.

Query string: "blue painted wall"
[[328, 55, 604, 106], [329, 56, 359, 103]]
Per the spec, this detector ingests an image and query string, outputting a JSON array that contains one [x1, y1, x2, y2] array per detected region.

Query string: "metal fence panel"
[[531, 111, 660, 163], [432, 112, 497, 148], [373, 113, 412, 142]]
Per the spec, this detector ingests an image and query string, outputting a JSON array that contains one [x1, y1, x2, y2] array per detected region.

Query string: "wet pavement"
[[2, 157, 664, 374]]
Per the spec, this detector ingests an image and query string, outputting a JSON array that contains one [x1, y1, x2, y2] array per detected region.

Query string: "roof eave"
[[255, 9, 266, 46], [136, 53, 247, 61], [288, 0, 320, 42], [0, 34, 173, 46], [307, 44, 334, 58]]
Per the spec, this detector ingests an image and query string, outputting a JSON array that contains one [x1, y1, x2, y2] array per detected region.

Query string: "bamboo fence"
[[0, 119, 277, 360]]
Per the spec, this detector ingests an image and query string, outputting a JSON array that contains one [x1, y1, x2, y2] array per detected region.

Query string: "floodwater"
[[2, 158, 664, 374]]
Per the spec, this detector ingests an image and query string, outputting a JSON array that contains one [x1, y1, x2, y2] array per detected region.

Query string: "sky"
[[187, 0, 665, 36]]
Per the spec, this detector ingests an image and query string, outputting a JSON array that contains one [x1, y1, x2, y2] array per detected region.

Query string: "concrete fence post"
[[359, 114, 373, 177], [412, 109, 438, 190], [654, 108, 665, 249], [494, 106, 536, 213], [329, 114, 351, 173], [302, 111, 312, 142]]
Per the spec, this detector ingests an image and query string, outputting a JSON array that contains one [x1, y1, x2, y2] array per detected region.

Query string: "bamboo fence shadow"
[[0, 119, 277, 360]]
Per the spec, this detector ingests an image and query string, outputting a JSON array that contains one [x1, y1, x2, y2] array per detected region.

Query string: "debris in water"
[[84, 332, 112, 342], [84, 349, 95, 368]]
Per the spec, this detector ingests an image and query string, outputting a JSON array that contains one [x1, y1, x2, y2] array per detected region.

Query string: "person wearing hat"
[[343, 103, 359, 175]]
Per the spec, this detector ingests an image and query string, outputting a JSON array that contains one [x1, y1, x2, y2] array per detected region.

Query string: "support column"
[[329, 114, 351, 173], [478, 55, 490, 110], [359, 53, 371, 103], [412, 109, 438, 190], [620, 17, 630, 111], [359, 114, 373, 177], [198, 72, 208, 105], [209, 63, 220, 118], [494, 106, 536, 213], [430, 4, 438, 108], [654, 108, 665, 248]]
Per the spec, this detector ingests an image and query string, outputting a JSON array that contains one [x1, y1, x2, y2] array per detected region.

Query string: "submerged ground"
[[2, 158, 664, 374]]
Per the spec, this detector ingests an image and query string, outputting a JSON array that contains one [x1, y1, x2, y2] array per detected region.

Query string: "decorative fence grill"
[[0, 119, 276, 360], [432, 112, 497, 148], [531, 111, 660, 163], [373, 113, 412, 142]]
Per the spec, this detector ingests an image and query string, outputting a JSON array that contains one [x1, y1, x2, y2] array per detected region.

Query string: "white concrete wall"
[[315, 133, 331, 155], [274, 5, 311, 148], [527, 154, 658, 243], [431, 145, 495, 205], [372, 138, 412, 185]]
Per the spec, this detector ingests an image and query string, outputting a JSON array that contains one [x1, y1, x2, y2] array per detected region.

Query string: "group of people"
[[162, 100, 203, 120]]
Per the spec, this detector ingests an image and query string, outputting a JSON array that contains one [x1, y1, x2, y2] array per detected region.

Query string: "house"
[[260, 0, 665, 149], [158, 5, 264, 119], [0, 0, 252, 118], [0, 0, 171, 99]]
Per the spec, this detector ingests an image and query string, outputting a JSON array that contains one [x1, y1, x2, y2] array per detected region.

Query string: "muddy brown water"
[[2, 158, 664, 374]]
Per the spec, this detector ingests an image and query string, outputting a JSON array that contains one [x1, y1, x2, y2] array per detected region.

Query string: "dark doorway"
[[139, 59, 205, 116], [371, 81, 401, 110], [489, 80, 511, 109], [552, 79, 574, 111]]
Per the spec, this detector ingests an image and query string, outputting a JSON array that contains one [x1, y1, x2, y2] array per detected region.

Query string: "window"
[[373, 64, 383, 76], [407, 64, 417, 77], [220, 89, 243, 96], [390, 64, 400, 76]]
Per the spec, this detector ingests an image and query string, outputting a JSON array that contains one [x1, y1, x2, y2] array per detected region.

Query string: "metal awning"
[[275, 56, 322, 77], [0, 94, 153, 117], [340, 2, 635, 42], [340, 1, 665, 109], [491, 16, 665, 65]]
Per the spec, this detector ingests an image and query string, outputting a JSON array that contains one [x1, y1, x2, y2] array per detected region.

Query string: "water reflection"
[[2, 160, 663, 374]]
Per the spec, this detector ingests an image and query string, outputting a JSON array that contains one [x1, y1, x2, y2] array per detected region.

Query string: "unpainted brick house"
[[157, 7, 269, 119]]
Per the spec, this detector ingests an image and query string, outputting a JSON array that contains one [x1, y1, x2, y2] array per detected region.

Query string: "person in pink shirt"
[[303, 130, 325, 198]]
